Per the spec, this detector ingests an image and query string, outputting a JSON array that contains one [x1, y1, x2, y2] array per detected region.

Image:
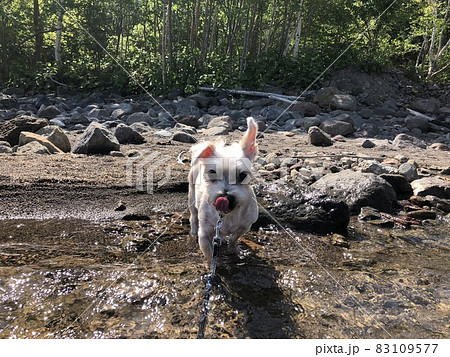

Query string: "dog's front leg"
[[228, 224, 252, 257], [198, 223, 215, 266]]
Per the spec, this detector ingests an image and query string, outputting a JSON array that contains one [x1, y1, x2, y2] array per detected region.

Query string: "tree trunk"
[[33, 0, 43, 67], [55, 0, 64, 68], [161, 0, 167, 89], [293, 0, 304, 59]]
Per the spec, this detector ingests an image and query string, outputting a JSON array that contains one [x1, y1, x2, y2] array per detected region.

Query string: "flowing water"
[[0, 189, 449, 338]]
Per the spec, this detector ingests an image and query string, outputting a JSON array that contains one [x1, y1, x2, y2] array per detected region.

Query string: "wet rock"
[[0, 115, 48, 145], [16, 141, 50, 155], [409, 98, 440, 114], [313, 87, 342, 107], [398, 163, 419, 182], [406, 210, 437, 220], [122, 213, 151, 221], [72, 122, 120, 155], [255, 182, 350, 234], [393, 134, 427, 149], [358, 206, 382, 221], [308, 126, 332, 146], [330, 234, 350, 248], [37, 105, 61, 119], [114, 124, 145, 144], [319, 120, 353, 136], [330, 94, 357, 111], [172, 131, 196, 143], [411, 176, 450, 199], [36, 126, 71, 152], [19, 132, 63, 154], [126, 112, 154, 126], [311, 170, 397, 214], [0, 140, 12, 153], [410, 195, 450, 213]]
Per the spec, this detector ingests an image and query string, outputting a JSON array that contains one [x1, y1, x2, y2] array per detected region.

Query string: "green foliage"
[[0, 0, 449, 94]]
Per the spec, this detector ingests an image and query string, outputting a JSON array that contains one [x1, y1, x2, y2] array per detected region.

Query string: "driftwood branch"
[[198, 86, 304, 103]]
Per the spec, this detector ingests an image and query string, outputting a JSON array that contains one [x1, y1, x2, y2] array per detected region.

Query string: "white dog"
[[188, 117, 259, 265]]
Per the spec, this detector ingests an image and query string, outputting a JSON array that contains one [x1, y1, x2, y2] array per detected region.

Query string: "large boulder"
[[308, 126, 332, 146], [37, 105, 61, 119], [319, 120, 354, 137], [392, 134, 427, 149], [0, 115, 48, 145], [311, 170, 397, 214], [313, 87, 343, 107], [19, 132, 63, 154], [411, 176, 450, 199], [330, 94, 358, 111], [36, 126, 71, 152], [16, 141, 51, 155], [0, 93, 18, 109], [125, 112, 154, 126], [114, 123, 145, 144], [409, 98, 441, 114], [72, 122, 120, 154], [255, 182, 350, 234], [0, 141, 12, 153]]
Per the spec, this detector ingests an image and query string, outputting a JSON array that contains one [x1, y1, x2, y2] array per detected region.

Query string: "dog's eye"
[[238, 172, 248, 183], [206, 169, 218, 181]]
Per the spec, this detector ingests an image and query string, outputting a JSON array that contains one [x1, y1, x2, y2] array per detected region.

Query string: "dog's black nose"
[[224, 194, 236, 211]]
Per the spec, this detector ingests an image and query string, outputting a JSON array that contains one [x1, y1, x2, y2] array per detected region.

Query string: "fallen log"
[[197, 86, 304, 103]]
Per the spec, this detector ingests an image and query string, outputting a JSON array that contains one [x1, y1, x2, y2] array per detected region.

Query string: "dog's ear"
[[240, 117, 258, 161], [191, 142, 216, 164]]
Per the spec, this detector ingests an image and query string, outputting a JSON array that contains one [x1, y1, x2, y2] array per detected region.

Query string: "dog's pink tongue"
[[215, 196, 230, 213]]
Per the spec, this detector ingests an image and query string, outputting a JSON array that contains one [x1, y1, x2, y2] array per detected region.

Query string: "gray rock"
[[172, 131, 197, 143], [409, 98, 441, 114], [36, 126, 71, 152], [189, 93, 211, 108], [319, 120, 354, 136], [69, 112, 90, 125], [203, 126, 229, 136], [207, 115, 232, 129], [177, 115, 200, 128], [0, 93, 18, 109], [0, 141, 12, 153], [405, 114, 430, 132], [86, 108, 109, 120], [243, 98, 273, 109], [0, 115, 48, 145], [359, 108, 373, 119], [114, 123, 145, 144], [379, 174, 412, 197], [111, 108, 127, 120], [37, 105, 61, 119], [411, 176, 450, 199], [357, 123, 381, 137], [19, 131, 63, 154], [373, 106, 397, 117], [129, 122, 151, 133], [175, 98, 201, 118], [291, 101, 321, 116], [330, 94, 357, 111], [174, 123, 197, 135], [359, 160, 397, 175], [311, 169, 397, 214], [313, 87, 343, 107], [261, 106, 289, 122], [393, 133, 427, 149], [49, 118, 66, 127], [398, 163, 418, 182], [154, 130, 173, 138], [428, 143, 450, 151], [308, 126, 332, 146], [110, 151, 125, 157], [126, 112, 154, 126], [302, 116, 322, 130], [72, 122, 120, 154], [362, 139, 375, 148], [16, 141, 50, 155]]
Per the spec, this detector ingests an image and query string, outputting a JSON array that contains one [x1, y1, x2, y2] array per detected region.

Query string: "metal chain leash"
[[197, 215, 223, 339]]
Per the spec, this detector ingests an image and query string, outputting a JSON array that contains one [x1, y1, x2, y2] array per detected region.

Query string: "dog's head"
[[190, 117, 258, 213]]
